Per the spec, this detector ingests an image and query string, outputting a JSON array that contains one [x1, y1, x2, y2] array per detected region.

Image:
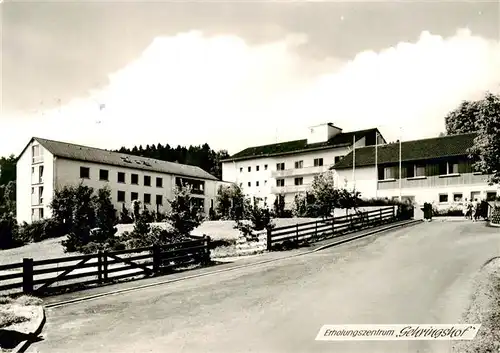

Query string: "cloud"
[[2, 28, 499, 158]]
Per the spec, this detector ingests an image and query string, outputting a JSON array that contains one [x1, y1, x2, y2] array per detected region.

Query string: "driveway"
[[29, 221, 500, 353]]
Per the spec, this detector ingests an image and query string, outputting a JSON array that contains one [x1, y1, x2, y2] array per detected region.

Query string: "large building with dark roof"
[[16, 137, 228, 223], [333, 132, 498, 206], [221, 123, 386, 207]]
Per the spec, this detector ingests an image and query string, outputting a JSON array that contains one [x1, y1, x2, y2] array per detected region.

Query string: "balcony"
[[272, 164, 332, 178], [377, 173, 491, 190], [271, 184, 309, 194]]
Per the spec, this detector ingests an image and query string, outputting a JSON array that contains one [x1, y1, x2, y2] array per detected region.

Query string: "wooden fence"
[[0, 237, 210, 297], [266, 206, 400, 250]]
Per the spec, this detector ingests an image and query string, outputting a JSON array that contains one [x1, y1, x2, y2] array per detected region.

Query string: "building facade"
[[16, 137, 228, 224], [222, 123, 386, 207], [333, 133, 499, 208]]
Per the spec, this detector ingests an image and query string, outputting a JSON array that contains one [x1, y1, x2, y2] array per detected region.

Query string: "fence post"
[[23, 258, 34, 295], [315, 221, 318, 238], [203, 235, 211, 266], [266, 227, 272, 251], [331, 216, 335, 236], [97, 251, 103, 284], [103, 251, 108, 281], [296, 224, 299, 242], [393, 206, 397, 221], [152, 245, 160, 274], [379, 208, 383, 224]]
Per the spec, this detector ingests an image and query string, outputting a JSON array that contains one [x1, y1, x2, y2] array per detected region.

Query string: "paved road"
[[29, 221, 500, 353]]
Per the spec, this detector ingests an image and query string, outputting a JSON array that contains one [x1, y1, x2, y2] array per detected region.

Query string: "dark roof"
[[223, 128, 382, 162], [333, 133, 477, 170], [26, 137, 219, 181]]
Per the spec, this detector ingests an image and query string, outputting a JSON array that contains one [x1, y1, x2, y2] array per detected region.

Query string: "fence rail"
[[0, 236, 210, 297], [266, 206, 406, 250]]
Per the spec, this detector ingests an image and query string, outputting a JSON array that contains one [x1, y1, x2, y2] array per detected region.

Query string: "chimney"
[[307, 123, 342, 144]]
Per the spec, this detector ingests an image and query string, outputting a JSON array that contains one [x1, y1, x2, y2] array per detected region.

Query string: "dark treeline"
[[116, 143, 230, 180]]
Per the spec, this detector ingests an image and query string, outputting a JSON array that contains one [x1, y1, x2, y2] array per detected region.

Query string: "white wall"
[[54, 158, 220, 217], [16, 141, 55, 224]]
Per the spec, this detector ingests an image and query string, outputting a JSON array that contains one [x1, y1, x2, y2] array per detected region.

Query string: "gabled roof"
[[332, 133, 477, 170], [222, 128, 383, 162], [22, 137, 219, 181]]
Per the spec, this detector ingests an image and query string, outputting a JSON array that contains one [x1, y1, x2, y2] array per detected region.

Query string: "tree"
[[444, 92, 500, 184], [445, 99, 481, 135], [338, 188, 361, 215], [0, 155, 16, 186], [119, 204, 133, 224], [310, 171, 340, 218], [216, 185, 233, 219], [94, 187, 118, 241], [165, 185, 204, 238], [273, 194, 286, 218]]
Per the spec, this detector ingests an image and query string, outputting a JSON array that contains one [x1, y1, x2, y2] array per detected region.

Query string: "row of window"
[[241, 177, 304, 188], [80, 167, 164, 187], [380, 161, 460, 180], [439, 192, 497, 203], [239, 157, 344, 173], [117, 191, 163, 205]]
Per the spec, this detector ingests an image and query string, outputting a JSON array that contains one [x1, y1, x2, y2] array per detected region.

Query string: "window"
[[264, 165, 268, 170], [264, 197, 267, 204], [131, 192, 138, 201], [439, 194, 449, 203], [117, 191, 126, 202], [38, 186, 44, 204], [39, 208, 44, 219], [256, 181, 260, 187], [487, 192, 497, 201], [240, 167, 243, 172], [276, 163, 285, 171], [80, 167, 90, 179], [295, 160, 303, 169], [248, 166, 251, 172], [248, 182, 251, 187], [314, 158, 323, 167], [383, 167, 396, 180], [156, 195, 163, 205], [276, 179, 285, 187], [294, 177, 303, 186], [39, 166, 44, 183], [453, 193, 463, 202], [439, 161, 459, 175], [131, 174, 139, 185], [32, 145, 42, 163], [31, 187, 34, 195], [211, 199, 214, 208], [31, 167, 34, 175], [99, 169, 109, 181], [144, 175, 151, 186], [117, 172, 125, 183], [256, 166, 260, 171], [264, 180, 267, 185], [239, 183, 243, 187], [144, 193, 151, 204], [334, 156, 342, 164], [415, 163, 426, 177], [156, 177, 163, 188]]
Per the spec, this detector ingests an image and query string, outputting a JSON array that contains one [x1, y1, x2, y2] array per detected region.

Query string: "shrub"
[[16, 218, 64, 243], [235, 203, 275, 241], [165, 185, 204, 237], [119, 204, 133, 224], [0, 213, 20, 249], [491, 206, 500, 224]]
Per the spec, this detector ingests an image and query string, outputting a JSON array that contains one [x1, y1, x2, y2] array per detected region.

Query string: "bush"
[[17, 218, 64, 243], [0, 213, 20, 249], [119, 204, 133, 224], [235, 204, 275, 241], [491, 206, 500, 224]]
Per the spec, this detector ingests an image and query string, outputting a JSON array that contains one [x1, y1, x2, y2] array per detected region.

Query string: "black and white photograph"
[[1, 0, 500, 352]]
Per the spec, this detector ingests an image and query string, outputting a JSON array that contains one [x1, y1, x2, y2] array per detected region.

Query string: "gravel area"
[[452, 257, 500, 353]]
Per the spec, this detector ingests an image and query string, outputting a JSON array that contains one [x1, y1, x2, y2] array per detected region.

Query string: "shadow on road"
[[0, 329, 44, 349]]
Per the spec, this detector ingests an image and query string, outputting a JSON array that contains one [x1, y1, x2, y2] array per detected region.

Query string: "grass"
[[0, 295, 43, 329]]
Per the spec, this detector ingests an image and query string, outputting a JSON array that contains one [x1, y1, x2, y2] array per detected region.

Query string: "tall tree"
[[444, 92, 500, 184]]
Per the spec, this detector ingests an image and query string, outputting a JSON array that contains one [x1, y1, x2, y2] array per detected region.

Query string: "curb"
[[12, 306, 46, 353], [46, 219, 421, 309]]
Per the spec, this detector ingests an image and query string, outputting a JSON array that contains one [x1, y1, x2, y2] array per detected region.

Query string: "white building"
[[221, 123, 386, 207], [333, 132, 499, 208], [16, 137, 228, 224]]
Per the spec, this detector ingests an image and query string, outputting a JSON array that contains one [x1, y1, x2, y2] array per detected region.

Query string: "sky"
[[1, 0, 500, 158]]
